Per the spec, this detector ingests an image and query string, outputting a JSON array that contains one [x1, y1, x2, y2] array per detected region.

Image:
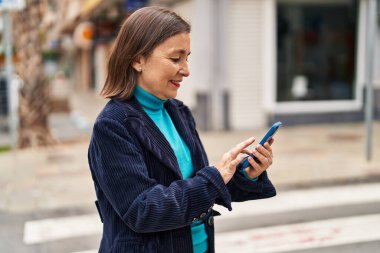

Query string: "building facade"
[[172, 0, 380, 130], [38, 0, 379, 131]]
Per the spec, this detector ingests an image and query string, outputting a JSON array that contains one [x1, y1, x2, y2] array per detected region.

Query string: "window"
[[277, 0, 358, 102]]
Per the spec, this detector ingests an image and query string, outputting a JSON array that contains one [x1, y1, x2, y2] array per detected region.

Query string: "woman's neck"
[[134, 85, 167, 111]]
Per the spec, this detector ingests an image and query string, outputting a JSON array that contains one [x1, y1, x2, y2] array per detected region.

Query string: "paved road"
[[2, 182, 380, 253], [213, 183, 380, 253]]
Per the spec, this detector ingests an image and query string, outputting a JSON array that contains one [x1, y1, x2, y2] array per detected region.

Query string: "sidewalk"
[[0, 91, 380, 213]]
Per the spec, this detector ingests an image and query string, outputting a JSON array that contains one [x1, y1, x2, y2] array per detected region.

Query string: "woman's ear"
[[132, 55, 145, 73]]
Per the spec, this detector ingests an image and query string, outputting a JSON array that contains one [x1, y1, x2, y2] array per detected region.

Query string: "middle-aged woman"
[[88, 6, 276, 253]]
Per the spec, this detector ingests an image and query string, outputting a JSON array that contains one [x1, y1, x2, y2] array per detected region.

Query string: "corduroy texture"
[[133, 85, 208, 252], [88, 97, 276, 253]]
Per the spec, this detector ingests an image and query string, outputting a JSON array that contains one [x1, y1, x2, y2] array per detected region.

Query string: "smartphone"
[[239, 121, 282, 170]]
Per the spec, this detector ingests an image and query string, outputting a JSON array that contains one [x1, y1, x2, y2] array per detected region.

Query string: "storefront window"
[[277, 0, 358, 102]]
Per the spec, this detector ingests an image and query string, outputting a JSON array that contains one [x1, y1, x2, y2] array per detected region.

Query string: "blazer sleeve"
[[225, 170, 277, 202], [182, 110, 276, 204], [180, 104, 277, 205], [88, 117, 232, 233]]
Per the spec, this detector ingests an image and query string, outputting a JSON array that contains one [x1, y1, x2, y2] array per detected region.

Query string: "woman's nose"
[[180, 62, 190, 77]]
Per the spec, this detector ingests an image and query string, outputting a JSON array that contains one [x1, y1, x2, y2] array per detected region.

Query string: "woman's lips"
[[170, 81, 181, 88]]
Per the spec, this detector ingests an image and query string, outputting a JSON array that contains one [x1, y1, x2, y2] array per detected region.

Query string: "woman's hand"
[[215, 137, 256, 184], [244, 138, 274, 179]]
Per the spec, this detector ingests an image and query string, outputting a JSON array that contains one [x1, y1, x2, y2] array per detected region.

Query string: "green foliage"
[[0, 145, 11, 153], [42, 50, 61, 61]]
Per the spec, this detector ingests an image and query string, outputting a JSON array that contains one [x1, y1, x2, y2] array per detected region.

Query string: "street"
[[2, 0, 380, 252], [213, 182, 380, 253], [1, 182, 380, 253]]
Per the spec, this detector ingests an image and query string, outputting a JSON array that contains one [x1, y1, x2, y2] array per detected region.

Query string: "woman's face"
[[134, 32, 191, 100]]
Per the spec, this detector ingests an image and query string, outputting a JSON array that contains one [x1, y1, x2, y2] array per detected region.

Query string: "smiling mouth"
[[170, 81, 181, 88]]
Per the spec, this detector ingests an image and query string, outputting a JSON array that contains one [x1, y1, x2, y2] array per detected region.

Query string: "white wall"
[[172, 0, 271, 129], [172, 0, 214, 109], [228, 0, 268, 129]]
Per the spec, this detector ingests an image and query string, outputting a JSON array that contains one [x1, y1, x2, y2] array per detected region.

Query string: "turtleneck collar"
[[134, 85, 167, 111]]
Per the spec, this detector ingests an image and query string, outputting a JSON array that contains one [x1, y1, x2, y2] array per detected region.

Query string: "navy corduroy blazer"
[[88, 97, 276, 253]]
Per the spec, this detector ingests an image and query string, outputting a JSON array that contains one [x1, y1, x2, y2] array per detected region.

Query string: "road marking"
[[22, 183, 380, 246], [23, 213, 102, 244], [214, 182, 380, 219], [216, 213, 380, 253]]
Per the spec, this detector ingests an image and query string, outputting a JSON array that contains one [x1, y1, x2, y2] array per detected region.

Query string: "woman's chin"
[[167, 91, 178, 99]]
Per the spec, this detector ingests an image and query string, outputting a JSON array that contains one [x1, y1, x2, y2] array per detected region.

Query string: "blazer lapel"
[[118, 98, 183, 179], [165, 100, 202, 172]]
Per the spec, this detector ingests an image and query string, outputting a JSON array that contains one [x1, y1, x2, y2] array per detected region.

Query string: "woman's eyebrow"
[[171, 49, 191, 55]]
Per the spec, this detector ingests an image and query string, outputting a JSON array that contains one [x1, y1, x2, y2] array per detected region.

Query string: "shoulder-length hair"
[[101, 6, 191, 100]]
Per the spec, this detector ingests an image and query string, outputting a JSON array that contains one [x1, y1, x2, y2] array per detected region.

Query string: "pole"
[[3, 10, 18, 149], [365, 0, 377, 161], [211, 0, 227, 130]]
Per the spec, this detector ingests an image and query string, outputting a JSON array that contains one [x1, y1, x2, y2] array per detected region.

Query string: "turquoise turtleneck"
[[134, 85, 208, 253]]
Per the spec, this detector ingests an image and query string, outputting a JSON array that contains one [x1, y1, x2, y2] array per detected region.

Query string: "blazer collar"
[[115, 97, 198, 178], [164, 101, 200, 171]]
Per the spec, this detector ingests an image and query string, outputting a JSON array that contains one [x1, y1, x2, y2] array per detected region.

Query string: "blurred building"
[[170, 0, 380, 130], [12, 0, 379, 131]]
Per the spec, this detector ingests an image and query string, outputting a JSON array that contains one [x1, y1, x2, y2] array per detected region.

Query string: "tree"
[[12, 0, 56, 148]]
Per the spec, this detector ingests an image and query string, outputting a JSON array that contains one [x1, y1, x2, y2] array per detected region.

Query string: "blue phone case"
[[239, 121, 282, 171]]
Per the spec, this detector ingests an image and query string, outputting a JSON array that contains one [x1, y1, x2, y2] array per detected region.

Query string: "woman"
[[88, 6, 276, 253]]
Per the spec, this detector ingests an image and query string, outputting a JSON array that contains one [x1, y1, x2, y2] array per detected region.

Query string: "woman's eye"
[[170, 58, 180, 63]]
